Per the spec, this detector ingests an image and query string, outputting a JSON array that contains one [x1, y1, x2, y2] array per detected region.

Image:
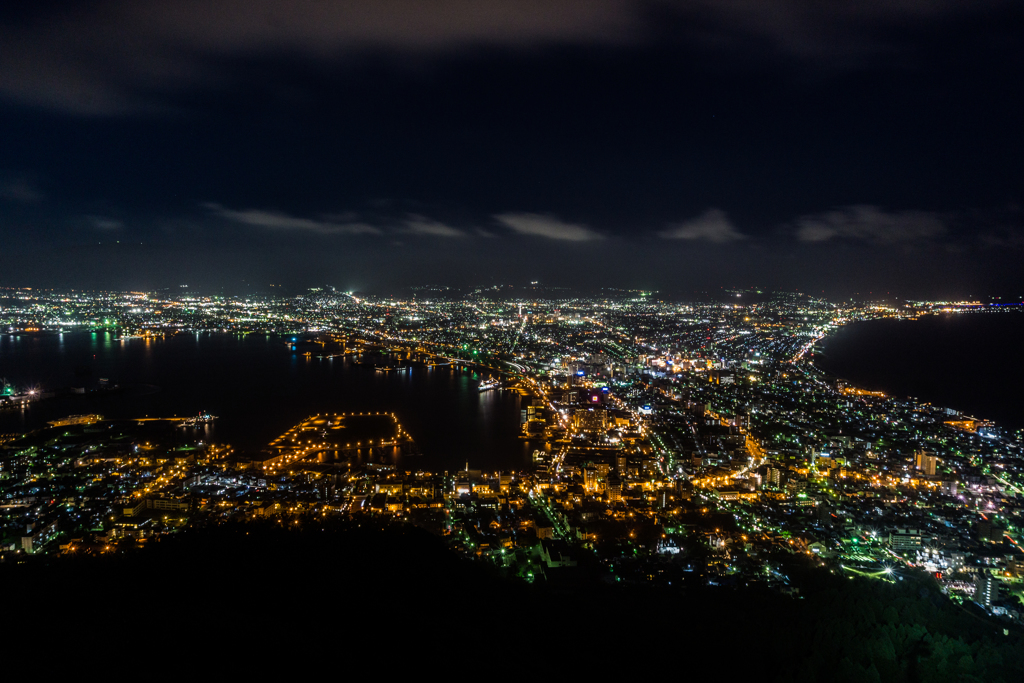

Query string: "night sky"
[[1, 1, 1022, 297]]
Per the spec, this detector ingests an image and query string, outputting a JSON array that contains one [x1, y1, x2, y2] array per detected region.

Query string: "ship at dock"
[[178, 412, 216, 428], [478, 378, 501, 392]]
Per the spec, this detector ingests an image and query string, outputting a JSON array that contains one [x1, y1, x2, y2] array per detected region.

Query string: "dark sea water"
[[814, 312, 1024, 431], [0, 331, 530, 472]]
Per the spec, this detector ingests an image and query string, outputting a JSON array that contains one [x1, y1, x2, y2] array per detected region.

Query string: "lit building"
[[915, 451, 938, 476], [615, 453, 628, 475], [974, 574, 999, 607], [889, 528, 922, 551], [573, 407, 607, 434], [606, 474, 622, 502]]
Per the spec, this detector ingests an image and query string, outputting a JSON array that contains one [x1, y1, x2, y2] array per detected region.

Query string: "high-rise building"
[[606, 474, 622, 502], [915, 450, 938, 476], [975, 574, 999, 607]]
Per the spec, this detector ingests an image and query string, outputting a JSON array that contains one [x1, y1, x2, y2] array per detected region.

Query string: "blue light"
[[576, 370, 585, 376]]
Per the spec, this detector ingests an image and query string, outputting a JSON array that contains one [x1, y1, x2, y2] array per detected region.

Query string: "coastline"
[[810, 310, 1024, 434]]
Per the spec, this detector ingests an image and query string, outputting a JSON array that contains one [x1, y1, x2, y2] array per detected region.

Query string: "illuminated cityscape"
[[4, 287, 1023, 614], [4, 1, 1024, 677]]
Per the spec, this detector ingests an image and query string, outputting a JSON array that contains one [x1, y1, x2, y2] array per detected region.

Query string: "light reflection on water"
[[0, 331, 531, 472]]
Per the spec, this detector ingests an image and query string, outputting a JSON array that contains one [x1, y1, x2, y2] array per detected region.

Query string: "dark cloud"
[[0, 177, 43, 203], [663, 0, 999, 61], [978, 228, 1024, 250], [0, 1, 1011, 114], [0, 0, 635, 114]]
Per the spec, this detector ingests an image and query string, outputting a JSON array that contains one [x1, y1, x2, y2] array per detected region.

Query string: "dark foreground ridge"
[[5, 519, 1024, 682]]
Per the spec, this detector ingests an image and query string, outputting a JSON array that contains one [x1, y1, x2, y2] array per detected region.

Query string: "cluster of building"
[[2, 285, 1023, 618]]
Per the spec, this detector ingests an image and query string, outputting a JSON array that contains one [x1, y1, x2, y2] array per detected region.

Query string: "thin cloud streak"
[[403, 216, 466, 238], [659, 208, 745, 242], [795, 205, 945, 244], [205, 203, 381, 235], [88, 216, 124, 231], [495, 213, 604, 241]]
